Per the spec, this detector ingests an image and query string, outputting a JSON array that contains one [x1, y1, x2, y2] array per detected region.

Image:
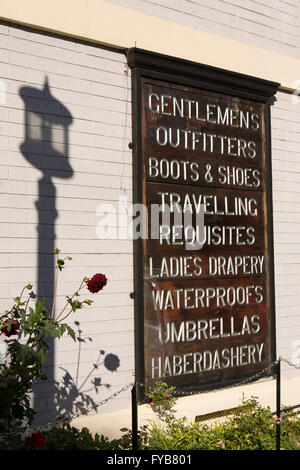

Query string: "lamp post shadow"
[[20, 78, 73, 423]]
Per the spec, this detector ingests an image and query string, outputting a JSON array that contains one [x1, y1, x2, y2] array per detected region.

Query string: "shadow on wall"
[[54, 322, 120, 421], [20, 77, 73, 313], [19, 78, 121, 424], [20, 77, 73, 423]]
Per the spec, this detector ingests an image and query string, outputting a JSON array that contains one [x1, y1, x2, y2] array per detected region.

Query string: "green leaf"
[[35, 299, 46, 315], [28, 306, 35, 316], [38, 348, 47, 364], [48, 327, 60, 338], [69, 299, 83, 312], [59, 324, 66, 337], [66, 325, 76, 342], [57, 259, 65, 271]]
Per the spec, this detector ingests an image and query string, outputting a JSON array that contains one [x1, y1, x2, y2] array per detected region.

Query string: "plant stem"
[[0, 286, 29, 321], [56, 308, 73, 324], [51, 253, 59, 320], [55, 280, 86, 322]]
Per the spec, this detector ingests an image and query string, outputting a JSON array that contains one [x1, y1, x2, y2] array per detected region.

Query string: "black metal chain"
[[1, 356, 299, 438], [279, 356, 300, 370]]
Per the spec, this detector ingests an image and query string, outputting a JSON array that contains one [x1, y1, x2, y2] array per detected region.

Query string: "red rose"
[[1, 319, 20, 337], [87, 273, 107, 293], [28, 431, 45, 449]]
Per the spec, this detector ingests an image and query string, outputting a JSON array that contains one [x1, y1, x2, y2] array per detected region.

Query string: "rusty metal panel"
[[128, 49, 279, 396]]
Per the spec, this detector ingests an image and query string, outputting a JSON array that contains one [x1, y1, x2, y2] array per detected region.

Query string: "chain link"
[[0, 382, 134, 437], [57, 382, 134, 424], [1, 356, 299, 438], [279, 356, 300, 370], [140, 359, 279, 399]]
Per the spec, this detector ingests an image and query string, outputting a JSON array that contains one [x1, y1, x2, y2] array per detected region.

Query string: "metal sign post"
[[131, 383, 138, 450], [276, 359, 281, 451]]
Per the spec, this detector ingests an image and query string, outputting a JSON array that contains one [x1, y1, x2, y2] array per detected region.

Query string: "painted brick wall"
[[109, 0, 300, 58], [1, 3, 300, 425], [0, 22, 134, 424], [271, 91, 300, 378]]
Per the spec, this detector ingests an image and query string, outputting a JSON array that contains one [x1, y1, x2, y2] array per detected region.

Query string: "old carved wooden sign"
[[127, 49, 279, 396]]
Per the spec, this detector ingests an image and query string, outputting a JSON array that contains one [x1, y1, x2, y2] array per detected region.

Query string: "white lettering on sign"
[[147, 157, 262, 188], [149, 255, 202, 278], [155, 126, 257, 157], [159, 224, 256, 246], [208, 255, 264, 276], [151, 285, 263, 311], [157, 191, 258, 216], [148, 157, 200, 182], [151, 343, 264, 378], [158, 315, 261, 344], [148, 255, 264, 278], [218, 166, 261, 187], [148, 93, 260, 130], [143, 84, 270, 387]]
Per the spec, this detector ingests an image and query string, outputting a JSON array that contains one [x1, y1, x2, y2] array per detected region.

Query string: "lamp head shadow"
[[20, 77, 73, 180]]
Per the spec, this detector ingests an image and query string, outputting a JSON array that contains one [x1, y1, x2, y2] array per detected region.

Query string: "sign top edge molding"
[[126, 48, 280, 101]]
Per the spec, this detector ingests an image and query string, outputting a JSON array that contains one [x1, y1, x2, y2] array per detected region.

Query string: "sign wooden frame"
[[127, 48, 280, 401]]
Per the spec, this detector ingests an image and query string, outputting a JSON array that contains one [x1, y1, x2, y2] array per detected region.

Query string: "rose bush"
[[1, 319, 20, 337], [0, 249, 107, 449], [28, 431, 45, 449]]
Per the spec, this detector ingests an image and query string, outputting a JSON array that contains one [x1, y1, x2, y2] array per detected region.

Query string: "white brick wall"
[[272, 91, 300, 379], [0, 22, 134, 423], [108, 0, 300, 57], [1, 3, 300, 426]]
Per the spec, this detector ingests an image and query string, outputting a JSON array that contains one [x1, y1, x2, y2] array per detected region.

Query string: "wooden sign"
[[127, 49, 279, 396]]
